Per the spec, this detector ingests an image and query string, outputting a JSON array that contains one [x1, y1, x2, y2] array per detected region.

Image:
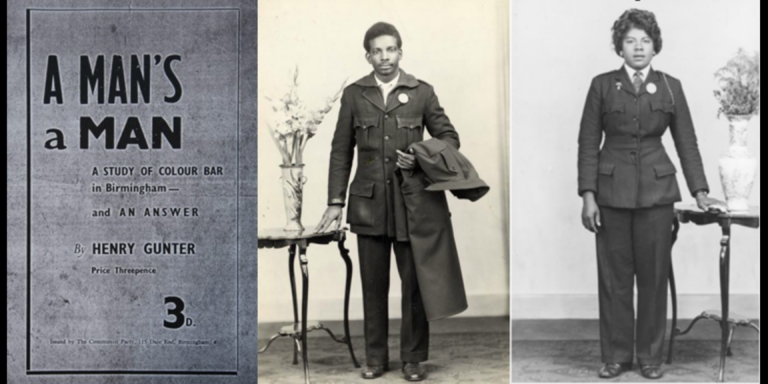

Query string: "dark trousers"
[[596, 204, 674, 365], [357, 235, 429, 365]]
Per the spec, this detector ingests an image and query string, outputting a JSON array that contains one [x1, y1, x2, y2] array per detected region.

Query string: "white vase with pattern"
[[281, 164, 307, 231], [718, 115, 757, 211]]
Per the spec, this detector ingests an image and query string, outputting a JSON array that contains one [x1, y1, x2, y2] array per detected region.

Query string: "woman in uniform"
[[577, 9, 725, 380]]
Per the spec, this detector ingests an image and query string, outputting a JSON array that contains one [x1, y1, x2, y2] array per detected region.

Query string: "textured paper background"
[[7, 0, 258, 382]]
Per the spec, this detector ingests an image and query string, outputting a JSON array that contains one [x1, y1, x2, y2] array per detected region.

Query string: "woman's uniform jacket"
[[327, 69, 459, 238], [578, 67, 709, 207]]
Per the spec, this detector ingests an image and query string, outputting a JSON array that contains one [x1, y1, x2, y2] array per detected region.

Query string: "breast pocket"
[[650, 101, 675, 131], [354, 115, 379, 150], [396, 116, 424, 149], [601, 102, 626, 131]]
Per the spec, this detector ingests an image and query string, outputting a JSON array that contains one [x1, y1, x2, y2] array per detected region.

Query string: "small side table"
[[257, 227, 360, 384], [667, 205, 760, 382]]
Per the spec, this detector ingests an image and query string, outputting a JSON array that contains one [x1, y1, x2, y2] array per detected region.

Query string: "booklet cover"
[[7, 1, 257, 382]]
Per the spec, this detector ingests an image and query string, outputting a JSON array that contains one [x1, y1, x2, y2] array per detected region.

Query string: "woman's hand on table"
[[695, 191, 728, 213]]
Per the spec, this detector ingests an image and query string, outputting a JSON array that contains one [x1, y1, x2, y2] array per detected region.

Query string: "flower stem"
[[267, 123, 291, 165]]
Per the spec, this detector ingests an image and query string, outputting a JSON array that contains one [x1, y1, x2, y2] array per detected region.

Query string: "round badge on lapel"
[[398, 93, 409, 104], [615, 81, 622, 91], [646, 83, 657, 94]]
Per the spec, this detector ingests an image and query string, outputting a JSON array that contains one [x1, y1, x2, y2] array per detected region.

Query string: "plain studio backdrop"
[[257, 0, 510, 323], [511, 0, 760, 319]]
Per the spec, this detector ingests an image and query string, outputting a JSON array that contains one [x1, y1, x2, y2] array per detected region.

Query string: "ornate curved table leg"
[[289, 244, 299, 365], [667, 264, 678, 364], [718, 226, 731, 383], [317, 325, 347, 343], [258, 333, 284, 354], [338, 234, 361, 368], [667, 217, 680, 364], [726, 326, 735, 357], [299, 243, 310, 384], [677, 313, 707, 336], [293, 337, 302, 358]]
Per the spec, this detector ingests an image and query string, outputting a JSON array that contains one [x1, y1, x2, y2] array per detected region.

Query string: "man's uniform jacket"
[[328, 69, 460, 237], [328, 70, 467, 321], [578, 67, 709, 206]]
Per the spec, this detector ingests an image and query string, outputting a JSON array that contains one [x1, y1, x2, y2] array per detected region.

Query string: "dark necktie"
[[633, 71, 644, 94]]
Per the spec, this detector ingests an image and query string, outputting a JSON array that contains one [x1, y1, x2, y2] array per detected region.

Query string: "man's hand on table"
[[315, 205, 343, 233]]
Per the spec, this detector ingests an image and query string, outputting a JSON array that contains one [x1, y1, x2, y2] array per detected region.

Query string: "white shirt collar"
[[375, 72, 400, 88], [375, 72, 400, 102], [625, 63, 651, 82]]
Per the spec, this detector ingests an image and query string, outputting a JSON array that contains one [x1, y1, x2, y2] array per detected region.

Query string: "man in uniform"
[[315, 22, 459, 381]]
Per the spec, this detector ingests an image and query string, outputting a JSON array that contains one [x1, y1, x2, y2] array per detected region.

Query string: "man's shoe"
[[361, 364, 388, 379], [598, 363, 632, 379], [640, 365, 663, 380], [402, 362, 427, 381]]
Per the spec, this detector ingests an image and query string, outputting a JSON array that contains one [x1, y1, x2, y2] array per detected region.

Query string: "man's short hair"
[[363, 22, 402, 52]]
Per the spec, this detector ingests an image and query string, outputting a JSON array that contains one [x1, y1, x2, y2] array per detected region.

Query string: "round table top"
[[257, 226, 346, 241], [674, 204, 760, 218]]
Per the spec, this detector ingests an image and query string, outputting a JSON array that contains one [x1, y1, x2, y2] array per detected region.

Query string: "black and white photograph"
[[256, 0, 510, 382], [8, 0, 761, 383], [7, 0, 258, 383], [511, 0, 760, 382]]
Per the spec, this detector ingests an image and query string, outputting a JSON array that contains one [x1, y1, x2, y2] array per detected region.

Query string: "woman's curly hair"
[[611, 9, 662, 56]]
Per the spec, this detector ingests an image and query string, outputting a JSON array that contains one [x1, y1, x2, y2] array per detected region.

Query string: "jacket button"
[[387, 179, 391, 184], [633, 117, 638, 121], [385, 157, 390, 163], [630, 151, 637, 156], [384, 135, 390, 141], [384, 114, 390, 119]]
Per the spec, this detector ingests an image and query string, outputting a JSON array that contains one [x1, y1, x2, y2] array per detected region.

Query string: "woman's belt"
[[602, 135, 662, 150]]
